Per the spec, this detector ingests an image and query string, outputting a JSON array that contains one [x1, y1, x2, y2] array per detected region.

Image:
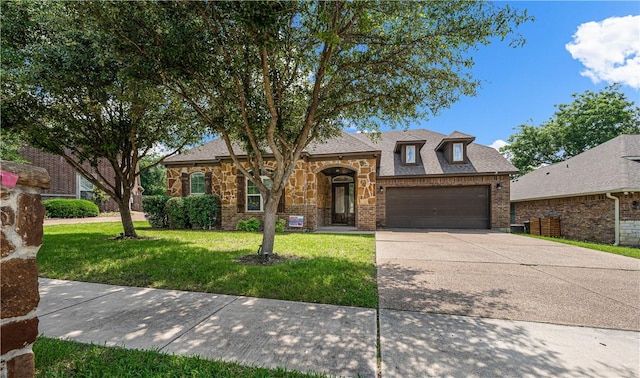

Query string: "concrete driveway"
[[377, 230, 640, 330], [377, 230, 640, 377]]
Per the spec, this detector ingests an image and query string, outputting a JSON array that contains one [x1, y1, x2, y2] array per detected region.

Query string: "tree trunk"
[[116, 192, 138, 238], [260, 194, 280, 260]]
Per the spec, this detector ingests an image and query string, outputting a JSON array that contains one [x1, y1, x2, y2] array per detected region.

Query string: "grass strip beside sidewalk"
[[35, 337, 328, 378], [39, 222, 377, 308]]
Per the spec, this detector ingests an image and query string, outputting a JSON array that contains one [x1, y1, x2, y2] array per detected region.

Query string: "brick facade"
[[1, 161, 50, 378], [20, 146, 142, 212], [512, 192, 640, 246]]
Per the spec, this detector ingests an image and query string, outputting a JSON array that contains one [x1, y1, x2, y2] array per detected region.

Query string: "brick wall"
[[1, 161, 50, 378], [377, 174, 512, 230], [513, 194, 620, 245]]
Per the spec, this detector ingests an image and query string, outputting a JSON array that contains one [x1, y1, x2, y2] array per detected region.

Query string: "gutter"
[[605, 193, 620, 246]]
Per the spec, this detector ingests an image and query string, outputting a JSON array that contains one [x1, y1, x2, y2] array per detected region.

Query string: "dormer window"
[[395, 140, 425, 166], [453, 143, 464, 162]]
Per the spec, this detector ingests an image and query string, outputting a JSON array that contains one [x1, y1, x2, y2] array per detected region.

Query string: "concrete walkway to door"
[[376, 230, 640, 377]]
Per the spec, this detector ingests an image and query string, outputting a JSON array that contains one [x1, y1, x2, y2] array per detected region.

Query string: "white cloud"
[[566, 15, 640, 89], [490, 139, 508, 151]]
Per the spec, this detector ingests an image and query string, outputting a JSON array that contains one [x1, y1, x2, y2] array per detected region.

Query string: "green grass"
[[34, 337, 328, 377], [526, 235, 640, 259], [39, 222, 377, 308]]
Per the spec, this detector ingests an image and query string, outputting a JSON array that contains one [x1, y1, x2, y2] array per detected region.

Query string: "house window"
[[246, 177, 272, 211], [405, 145, 416, 164], [190, 172, 205, 195], [77, 174, 95, 200], [453, 143, 464, 162]]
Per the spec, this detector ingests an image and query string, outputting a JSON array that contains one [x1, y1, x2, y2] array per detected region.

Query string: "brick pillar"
[[1, 161, 50, 378]]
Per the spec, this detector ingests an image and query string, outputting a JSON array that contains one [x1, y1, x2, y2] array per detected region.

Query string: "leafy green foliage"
[[43, 199, 99, 219], [35, 337, 327, 378], [1, 2, 207, 237], [275, 218, 287, 233], [237, 217, 262, 232], [139, 154, 167, 196], [165, 197, 189, 229], [40, 223, 377, 307], [185, 194, 219, 230], [141, 195, 170, 228], [0, 129, 28, 163], [502, 84, 640, 174], [90, 187, 109, 209]]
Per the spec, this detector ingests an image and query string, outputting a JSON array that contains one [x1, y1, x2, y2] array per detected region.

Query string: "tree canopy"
[[1, 1, 207, 236], [76, 0, 531, 255], [502, 84, 640, 175]]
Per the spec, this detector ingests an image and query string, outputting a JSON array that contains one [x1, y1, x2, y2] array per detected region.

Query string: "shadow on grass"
[[39, 227, 377, 308]]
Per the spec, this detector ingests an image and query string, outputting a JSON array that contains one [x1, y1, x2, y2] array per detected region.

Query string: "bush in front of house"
[[165, 197, 189, 229], [142, 195, 170, 228], [275, 218, 287, 233], [184, 194, 219, 230], [43, 199, 99, 218], [236, 217, 261, 232]]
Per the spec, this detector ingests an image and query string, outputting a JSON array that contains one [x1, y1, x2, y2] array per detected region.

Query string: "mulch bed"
[[235, 253, 303, 266]]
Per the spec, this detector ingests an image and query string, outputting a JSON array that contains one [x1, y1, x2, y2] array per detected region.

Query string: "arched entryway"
[[318, 167, 356, 227]]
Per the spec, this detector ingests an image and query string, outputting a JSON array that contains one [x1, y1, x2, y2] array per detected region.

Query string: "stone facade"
[[513, 192, 640, 246], [1, 161, 50, 378], [377, 174, 512, 230], [167, 157, 378, 231]]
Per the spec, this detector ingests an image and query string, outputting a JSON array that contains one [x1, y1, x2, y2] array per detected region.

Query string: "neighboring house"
[[511, 134, 640, 246], [19, 145, 142, 212], [164, 129, 517, 232]]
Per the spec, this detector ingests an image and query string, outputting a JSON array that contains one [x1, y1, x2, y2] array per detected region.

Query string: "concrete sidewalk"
[[43, 211, 147, 226], [38, 278, 639, 377]]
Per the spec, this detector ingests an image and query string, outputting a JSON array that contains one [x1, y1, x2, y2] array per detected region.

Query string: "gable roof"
[[511, 134, 640, 202], [165, 128, 518, 177]]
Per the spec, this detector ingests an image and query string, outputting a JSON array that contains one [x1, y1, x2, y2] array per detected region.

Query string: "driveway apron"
[[376, 230, 640, 378]]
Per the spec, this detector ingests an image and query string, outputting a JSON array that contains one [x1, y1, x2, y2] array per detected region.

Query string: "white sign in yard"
[[288, 215, 304, 228]]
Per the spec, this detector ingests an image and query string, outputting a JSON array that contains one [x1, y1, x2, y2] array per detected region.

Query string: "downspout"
[[605, 193, 620, 246]]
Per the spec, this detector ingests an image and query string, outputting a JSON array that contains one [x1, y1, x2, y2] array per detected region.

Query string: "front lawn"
[[35, 337, 327, 378], [39, 222, 377, 308], [526, 235, 640, 259]]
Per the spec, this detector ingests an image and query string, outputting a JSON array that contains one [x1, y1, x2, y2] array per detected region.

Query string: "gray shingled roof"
[[164, 130, 377, 163], [511, 134, 640, 201], [351, 129, 517, 177], [165, 128, 518, 177]]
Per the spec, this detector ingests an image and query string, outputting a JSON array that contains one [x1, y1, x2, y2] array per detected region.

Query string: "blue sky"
[[397, 1, 640, 149]]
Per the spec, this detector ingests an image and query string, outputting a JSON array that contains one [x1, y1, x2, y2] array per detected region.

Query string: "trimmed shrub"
[[165, 197, 189, 229], [43, 199, 99, 218], [275, 218, 287, 233], [184, 194, 219, 230], [142, 195, 170, 228], [236, 217, 261, 232]]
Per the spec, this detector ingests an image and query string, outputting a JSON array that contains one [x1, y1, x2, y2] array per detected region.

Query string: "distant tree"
[[83, 1, 531, 256], [1, 2, 206, 237], [139, 154, 168, 196], [0, 129, 28, 163], [502, 84, 640, 174]]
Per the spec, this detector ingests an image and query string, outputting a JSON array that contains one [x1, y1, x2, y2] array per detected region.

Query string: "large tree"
[[502, 84, 640, 174], [81, 1, 530, 256], [1, 1, 206, 237]]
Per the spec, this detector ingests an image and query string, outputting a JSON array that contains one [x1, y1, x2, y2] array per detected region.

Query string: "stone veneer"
[[167, 157, 378, 231], [1, 161, 50, 378], [376, 174, 512, 230], [513, 192, 640, 246]]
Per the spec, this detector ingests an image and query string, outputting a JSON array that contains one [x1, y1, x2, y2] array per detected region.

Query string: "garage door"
[[386, 186, 490, 229]]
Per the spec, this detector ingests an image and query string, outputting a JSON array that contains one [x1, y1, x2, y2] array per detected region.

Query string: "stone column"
[[1, 161, 50, 378]]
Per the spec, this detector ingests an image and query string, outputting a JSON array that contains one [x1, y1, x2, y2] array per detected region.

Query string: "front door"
[[332, 183, 355, 225]]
